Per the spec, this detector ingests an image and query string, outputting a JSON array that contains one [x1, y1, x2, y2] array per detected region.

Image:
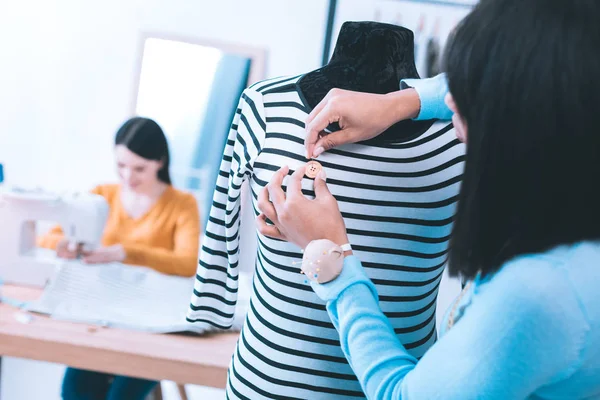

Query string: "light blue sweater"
[[312, 242, 600, 399], [402, 74, 454, 121], [309, 76, 600, 399]]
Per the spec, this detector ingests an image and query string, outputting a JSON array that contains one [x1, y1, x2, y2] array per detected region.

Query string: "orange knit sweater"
[[38, 184, 200, 277]]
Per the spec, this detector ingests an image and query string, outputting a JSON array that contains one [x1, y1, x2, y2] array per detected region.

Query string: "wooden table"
[[0, 285, 238, 388]]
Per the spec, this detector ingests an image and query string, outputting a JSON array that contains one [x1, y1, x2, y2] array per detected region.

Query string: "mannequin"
[[298, 21, 434, 144], [188, 21, 465, 399]]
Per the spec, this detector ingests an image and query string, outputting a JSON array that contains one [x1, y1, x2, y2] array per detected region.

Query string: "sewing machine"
[[0, 188, 109, 287]]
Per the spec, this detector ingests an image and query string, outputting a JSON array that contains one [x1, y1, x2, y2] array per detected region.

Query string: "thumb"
[[312, 130, 352, 158], [313, 170, 332, 199]]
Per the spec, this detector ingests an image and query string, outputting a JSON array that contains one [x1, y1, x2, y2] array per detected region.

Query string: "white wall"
[[0, 0, 329, 192], [0, 1, 328, 399]]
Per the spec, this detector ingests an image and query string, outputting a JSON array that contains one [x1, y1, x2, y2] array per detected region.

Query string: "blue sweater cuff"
[[311, 256, 378, 302], [400, 73, 453, 121]]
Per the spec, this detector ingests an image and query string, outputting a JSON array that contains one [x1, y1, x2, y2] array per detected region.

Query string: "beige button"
[[305, 161, 322, 179]]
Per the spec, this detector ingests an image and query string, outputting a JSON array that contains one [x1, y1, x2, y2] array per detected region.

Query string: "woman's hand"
[[55, 239, 80, 259], [304, 88, 421, 159], [82, 244, 126, 264], [256, 165, 349, 249]]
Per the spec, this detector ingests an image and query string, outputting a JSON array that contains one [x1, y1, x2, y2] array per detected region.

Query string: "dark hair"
[[445, 0, 600, 279], [115, 117, 172, 184]]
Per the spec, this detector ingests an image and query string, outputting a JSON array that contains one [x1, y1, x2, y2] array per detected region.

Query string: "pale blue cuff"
[[311, 256, 378, 302], [401, 73, 453, 121]]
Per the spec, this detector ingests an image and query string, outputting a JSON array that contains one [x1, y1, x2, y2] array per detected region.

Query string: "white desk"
[[0, 285, 238, 389]]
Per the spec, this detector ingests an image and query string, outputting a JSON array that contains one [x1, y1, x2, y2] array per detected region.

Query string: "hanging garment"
[[187, 75, 465, 399]]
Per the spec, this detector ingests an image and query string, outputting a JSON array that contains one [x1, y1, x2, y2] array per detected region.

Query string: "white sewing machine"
[[0, 188, 109, 287]]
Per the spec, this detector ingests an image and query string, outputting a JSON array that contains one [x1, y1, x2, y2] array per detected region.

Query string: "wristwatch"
[[300, 239, 352, 284]]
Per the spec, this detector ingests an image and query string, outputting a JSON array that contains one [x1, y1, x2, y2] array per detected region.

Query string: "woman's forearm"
[[311, 256, 418, 399], [385, 89, 422, 122]]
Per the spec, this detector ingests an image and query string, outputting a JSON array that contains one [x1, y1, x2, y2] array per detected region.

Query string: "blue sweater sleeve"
[[401, 73, 453, 121], [311, 256, 587, 400]]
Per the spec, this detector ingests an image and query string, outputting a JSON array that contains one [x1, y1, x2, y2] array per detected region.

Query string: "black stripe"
[[257, 246, 304, 273], [264, 101, 309, 113], [385, 296, 437, 318], [253, 75, 302, 92], [206, 228, 238, 244], [246, 308, 345, 361], [240, 328, 356, 380], [356, 123, 454, 149], [187, 305, 234, 319], [241, 92, 267, 132], [405, 324, 437, 350], [381, 281, 440, 303], [252, 278, 333, 328], [262, 83, 300, 95], [333, 193, 459, 209], [362, 259, 447, 273], [197, 259, 240, 280], [211, 201, 226, 211], [185, 317, 231, 330], [234, 134, 252, 173], [201, 245, 228, 259], [258, 237, 302, 259], [372, 267, 445, 288], [255, 256, 325, 311], [257, 250, 312, 291], [332, 138, 462, 163], [238, 114, 262, 155], [195, 275, 237, 294], [265, 131, 303, 144], [252, 174, 459, 209], [257, 147, 463, 177], [380, 270, 444, 296], [234, 338, 364, 397], [265, 116, 305, 128], [191, 289, 237, 307], [227, 374, 251, 400], [342, 211, 454, 227], [255, 150, 465, 179], [394, 308, 436, 334], [208, 215, 226, 227], [346, 227, 450, 244], [215, 185, 228, 195], [326, 174, 462, 194]]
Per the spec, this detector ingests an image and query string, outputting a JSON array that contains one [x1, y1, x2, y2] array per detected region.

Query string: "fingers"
[[57, 251, 77, 260], [313, 169, 333, 199], [286, 166, 306, 198], [83, 254, 102, 264], [305, 103, 338, 159], [267, 166, 289, 209], [257, 186, 278, 222], [305, 89, 335, 126], [312, 129, 353, 157], [256, 214, 286, 240]]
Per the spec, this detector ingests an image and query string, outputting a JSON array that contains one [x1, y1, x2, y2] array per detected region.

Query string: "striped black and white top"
[[187, 75, 466, 399]]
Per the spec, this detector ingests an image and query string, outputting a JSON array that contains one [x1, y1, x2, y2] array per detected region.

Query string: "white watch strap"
[[340, 243, 352, 252]]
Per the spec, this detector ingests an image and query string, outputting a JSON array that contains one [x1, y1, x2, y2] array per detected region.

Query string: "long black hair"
[[445, 0, 600, 279], [115, 117, 172, 185]]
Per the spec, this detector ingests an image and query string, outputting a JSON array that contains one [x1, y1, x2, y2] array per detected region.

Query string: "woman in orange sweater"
[[39, 117, 200, 400]]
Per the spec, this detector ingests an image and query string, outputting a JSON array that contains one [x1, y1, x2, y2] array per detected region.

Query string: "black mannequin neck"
[[298, 21, 434, 145]]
